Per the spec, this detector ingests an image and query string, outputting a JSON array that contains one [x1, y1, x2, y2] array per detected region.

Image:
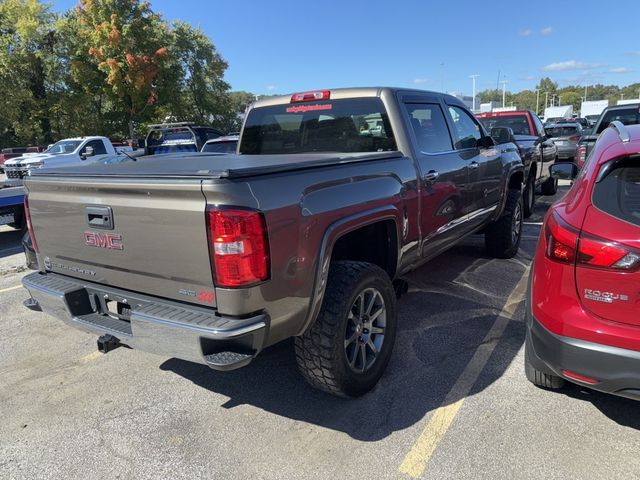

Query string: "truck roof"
[[59, 136, 110, 142], [252, 87, 467, 109], [475, 110, 532, 117]]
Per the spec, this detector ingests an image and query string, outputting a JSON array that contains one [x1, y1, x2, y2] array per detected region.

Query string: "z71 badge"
[[584, 289, 629, 304]]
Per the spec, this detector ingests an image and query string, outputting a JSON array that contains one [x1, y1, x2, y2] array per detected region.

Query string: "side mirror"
[[490, 126, 514, 145], [550, 162, 578, 180], [81, 145, 94, 160]]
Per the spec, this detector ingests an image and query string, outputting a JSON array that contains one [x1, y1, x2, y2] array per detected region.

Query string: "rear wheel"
[[541, 175, 558, 196], [525, 342, 565, 389], [484, 189, 523, 259], [522, 173, 535, 218], [295, 261, 397, 397]]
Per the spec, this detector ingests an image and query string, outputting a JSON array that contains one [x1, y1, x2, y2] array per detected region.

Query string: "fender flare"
[[297, 205, 401, 336]]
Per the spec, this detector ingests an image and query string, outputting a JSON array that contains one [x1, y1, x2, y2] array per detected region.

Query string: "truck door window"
[[83, 140, 107, 155], [532, 114, 545, 136], [404, 103, 453, 153], [448, 106, 482, 150]]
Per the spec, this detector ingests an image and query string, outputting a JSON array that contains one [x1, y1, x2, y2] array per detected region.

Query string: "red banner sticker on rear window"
[[286, 103, 333, 113]]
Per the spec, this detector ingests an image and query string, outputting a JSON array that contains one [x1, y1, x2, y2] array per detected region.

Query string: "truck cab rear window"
[[478, 115, 532, 136], [240, 98, 397, 154], [593, 160, 640, 227], [596, 109, 640, 134]]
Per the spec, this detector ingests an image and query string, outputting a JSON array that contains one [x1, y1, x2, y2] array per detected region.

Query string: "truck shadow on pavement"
[[161, 186, 640, 437], [0, 227, 24, 258], [160, 235, 536, 442]]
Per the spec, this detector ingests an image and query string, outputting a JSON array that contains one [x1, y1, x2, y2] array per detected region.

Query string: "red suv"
[[525, 121, 640, 400]]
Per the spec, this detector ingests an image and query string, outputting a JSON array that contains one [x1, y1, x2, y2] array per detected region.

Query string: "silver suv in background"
[[545, 122, 583, 160]]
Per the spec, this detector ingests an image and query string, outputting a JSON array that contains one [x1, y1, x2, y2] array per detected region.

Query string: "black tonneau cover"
[[29, 151, 402, 180]]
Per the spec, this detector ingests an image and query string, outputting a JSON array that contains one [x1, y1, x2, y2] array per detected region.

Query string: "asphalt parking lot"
[[1, 184, 639, 480]]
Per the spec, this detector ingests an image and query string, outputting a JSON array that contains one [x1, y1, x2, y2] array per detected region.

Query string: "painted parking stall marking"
[[399, 266, 530, 478]]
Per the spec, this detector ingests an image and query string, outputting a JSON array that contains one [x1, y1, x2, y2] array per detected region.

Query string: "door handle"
[[424, 170, 439, 183], [469, 161, 479, 169]]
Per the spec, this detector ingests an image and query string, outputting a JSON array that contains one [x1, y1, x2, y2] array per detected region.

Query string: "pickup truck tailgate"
[[26, 177, 216, 307]]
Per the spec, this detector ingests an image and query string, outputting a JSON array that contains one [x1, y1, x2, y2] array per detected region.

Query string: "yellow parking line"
[[0, 285, 22, 294], [399, 266, 531, 478], [79, 351, 103, 364]]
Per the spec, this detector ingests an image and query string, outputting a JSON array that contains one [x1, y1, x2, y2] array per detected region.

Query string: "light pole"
[[500, 80, 508, 108], [536, 89, 540, 115], [544, 91, 549, 110], [584, 85, 588, 102], [469, 74, 479, 112]]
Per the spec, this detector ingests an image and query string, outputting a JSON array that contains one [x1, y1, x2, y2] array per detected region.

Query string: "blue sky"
[[52, 0, 640, 96]]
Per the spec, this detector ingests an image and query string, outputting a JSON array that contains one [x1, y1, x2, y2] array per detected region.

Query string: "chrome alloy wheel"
[[344, 287, 386, 373], [512, 201, 522, 245]]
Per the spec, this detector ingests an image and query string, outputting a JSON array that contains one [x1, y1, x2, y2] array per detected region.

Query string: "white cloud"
[[541, 26, 553, 35], [520, 75, 536, 81], [413, 78, 429, 84], [625, 51, 640, 56], [542, 60, 601, 71], [609, 67, 634, 74], [519, 29, 532, 37], [266, 85, 277, 91]]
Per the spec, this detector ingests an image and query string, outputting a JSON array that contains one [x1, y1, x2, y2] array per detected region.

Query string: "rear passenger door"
[[445, 104, 503, 227], [401, 99, 472, 257]]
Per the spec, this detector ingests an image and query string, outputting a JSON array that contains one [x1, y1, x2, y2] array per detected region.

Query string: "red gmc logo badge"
[[83, 231, 124, 250]]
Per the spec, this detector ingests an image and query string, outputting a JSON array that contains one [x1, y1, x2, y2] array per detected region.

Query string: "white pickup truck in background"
[[3, 136, 124, 186]]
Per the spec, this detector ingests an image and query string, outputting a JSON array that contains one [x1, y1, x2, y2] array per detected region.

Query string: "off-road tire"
[[541, 175, 558, 196], [522, 173, 535, 218], [525, 343, 565, 389], [295, 261, 397, 397], [484, 189, 523, 259]]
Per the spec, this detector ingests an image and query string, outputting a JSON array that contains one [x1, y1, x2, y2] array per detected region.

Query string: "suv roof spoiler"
[[609, 120, 630, 143]]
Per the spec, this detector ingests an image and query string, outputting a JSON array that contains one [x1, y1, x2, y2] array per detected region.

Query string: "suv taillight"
[[24, 196, 39, 253], [575, 145, 587, 167], [206, 208, 270, 287], [545, 212, 640, 270]]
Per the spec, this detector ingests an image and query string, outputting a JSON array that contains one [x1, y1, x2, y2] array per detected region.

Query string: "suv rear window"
[[477, 115, 531, 136], [593, 159, 640, 227], [546, 126, 579, 137], [596, 108, 640, 134], [240, 98, 396, 154]]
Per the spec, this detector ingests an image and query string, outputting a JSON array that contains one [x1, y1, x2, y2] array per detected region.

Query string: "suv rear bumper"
[[23, 272, 268, 370], [526, 307, 640, 401]]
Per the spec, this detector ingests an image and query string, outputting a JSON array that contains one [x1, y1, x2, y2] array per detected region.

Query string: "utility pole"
[[584, 85, 588, 102], [621, 93, 625, 100], [500, 80, 508, 108], [544, 91, 549, 110], [536, 89, 540, 115], [469, 74, 479, 112]]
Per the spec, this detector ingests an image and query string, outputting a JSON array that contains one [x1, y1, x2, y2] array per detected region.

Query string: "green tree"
[[0, 0, 59, 145], [70, 0, 173, 137], [163, 21, 230, 126]]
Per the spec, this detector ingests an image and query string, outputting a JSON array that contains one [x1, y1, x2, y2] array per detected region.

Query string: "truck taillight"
[[206, 208, 270, 287], [545, 212, 640, 271], [576, 145, 587, 167], [24, 196, 39, 253], [290, 90, 330, 103]]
